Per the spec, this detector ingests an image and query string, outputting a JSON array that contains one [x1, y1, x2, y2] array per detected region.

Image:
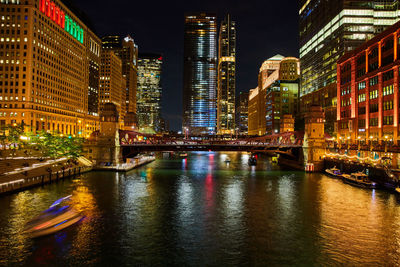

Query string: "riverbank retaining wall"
[[0, 166, 92, 196]]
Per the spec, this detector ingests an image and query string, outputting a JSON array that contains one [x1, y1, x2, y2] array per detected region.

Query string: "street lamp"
[[184, 127, 189, 139]]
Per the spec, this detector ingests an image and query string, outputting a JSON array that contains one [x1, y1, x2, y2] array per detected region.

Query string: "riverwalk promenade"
[[0, 154, 156, 195]]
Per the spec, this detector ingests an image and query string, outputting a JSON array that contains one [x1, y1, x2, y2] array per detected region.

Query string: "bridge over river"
[[84, 105, 327, 172]]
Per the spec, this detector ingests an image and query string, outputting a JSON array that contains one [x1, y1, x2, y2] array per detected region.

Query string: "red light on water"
[[206, 173, 212, 184]]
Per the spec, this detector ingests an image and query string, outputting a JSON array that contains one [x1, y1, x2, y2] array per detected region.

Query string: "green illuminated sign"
[[64, 15, 84, 44]]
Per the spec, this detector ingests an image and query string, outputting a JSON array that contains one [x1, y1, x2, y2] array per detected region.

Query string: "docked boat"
[[342, 172, 377, 189], [325, 166, 343, 178], [24, 195, 83, 238], [248, 156, 257, 166], [179, 153, 188, 158]]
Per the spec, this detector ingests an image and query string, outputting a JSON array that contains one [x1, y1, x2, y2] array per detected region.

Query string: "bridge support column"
[[303, 106, 326, 172], [84, 103, 123, 167]]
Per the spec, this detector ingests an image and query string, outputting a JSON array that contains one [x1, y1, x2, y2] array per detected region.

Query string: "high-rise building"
[[137, 53, 163, 132], [299, 0, 400, 134], [182, 13, 217, 135], [337, 20, 400, 144], [100, 50, 125, 120], [102, 35, 138, 117], [247, 87, 259, 136], [217, 14, 236, 135], [0, 0, 102, 136], [235, 91, 248, 135], [87, 33, 101, 118], [248, 55, 300, 135]]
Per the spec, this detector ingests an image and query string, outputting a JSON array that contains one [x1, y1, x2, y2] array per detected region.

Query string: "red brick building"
[[337, 20, 400, 145]]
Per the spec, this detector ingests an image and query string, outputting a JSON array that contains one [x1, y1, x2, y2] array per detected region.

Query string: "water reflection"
[[1, 152, 400, 265], [317, 175, 400, 265]]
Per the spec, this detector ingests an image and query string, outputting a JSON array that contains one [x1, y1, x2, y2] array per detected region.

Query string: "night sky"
[[71, 0, 299, 131]]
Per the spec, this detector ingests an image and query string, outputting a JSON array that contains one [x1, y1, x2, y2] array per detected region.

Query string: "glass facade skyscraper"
[[217, 14, 236, 135], [300, 0, 400, 97], [299, 0, 400, 134], [137, 53, 163, 132], [183, 13, 217, 135]]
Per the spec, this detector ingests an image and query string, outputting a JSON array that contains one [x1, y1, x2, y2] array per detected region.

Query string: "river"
[[1, 152, 400, 266]]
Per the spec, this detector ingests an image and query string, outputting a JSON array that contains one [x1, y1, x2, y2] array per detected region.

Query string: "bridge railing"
[[119, 130, 306, 147]]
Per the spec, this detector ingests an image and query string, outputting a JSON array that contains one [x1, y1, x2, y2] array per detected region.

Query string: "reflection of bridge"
[[119, 130, 306, 155]]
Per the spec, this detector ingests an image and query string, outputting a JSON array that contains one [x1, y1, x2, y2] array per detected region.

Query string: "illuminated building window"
[[369, 89, 379, 99], [383, 100, 393, 110], [369, 76, 379, 86], [383, 84, 394, 96], [383, 115, 393, 125], [358, 93, 366, 102], [357, 81, 366, 90], [369, 117, 378, 126]]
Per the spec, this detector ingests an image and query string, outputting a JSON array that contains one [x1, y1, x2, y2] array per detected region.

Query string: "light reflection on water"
[[1, 152, 400, 265]]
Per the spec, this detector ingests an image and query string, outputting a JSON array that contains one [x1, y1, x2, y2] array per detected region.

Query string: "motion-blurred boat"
[[24, 195, 83, 238]]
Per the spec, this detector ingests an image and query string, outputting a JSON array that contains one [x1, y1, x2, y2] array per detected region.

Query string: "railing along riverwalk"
[[0, 165, 92, 195]]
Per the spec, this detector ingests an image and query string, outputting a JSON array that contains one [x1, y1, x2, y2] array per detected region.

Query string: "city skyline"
[[3, 1, 400, 265], [71, 0, 299, 130]]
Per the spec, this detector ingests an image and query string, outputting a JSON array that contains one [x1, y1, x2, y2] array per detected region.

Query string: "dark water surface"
[[1, 152, 400, 266]]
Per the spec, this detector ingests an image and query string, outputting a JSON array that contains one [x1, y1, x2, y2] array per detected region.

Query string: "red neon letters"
[[39, 0, 65, 30]]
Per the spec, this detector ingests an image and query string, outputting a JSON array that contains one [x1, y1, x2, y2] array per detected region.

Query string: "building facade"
[[300, 83, 337, 134], [248, 55, 300, 135], [299, 0, 400, 134], [0, 0, 102, 137], [235, 91, 248, 135], [87, 32, 101, 118], [182, 13, 217, 135], [217, 14, 236, 135], [137, 53, 163, 133], [102, 35, 138, 116], [248, 87, 260, 136], [337, 20, 400, 144], [100, 50, 125, 121]]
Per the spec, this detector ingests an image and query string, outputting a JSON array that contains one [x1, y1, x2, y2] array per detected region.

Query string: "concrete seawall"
[[0, 166, 92, 196]]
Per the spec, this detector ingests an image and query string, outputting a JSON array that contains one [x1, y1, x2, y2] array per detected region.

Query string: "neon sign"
[[39, 0, 84, 43]]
